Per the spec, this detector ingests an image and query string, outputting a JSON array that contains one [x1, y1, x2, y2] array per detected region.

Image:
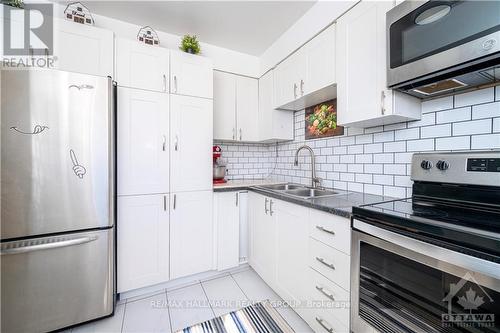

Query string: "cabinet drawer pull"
[[269, 199, 274, 216], [316, 257, 335, 270], [236, 192, 239, 206], [315, 317, 335, 333], [163, 195, 167, 211], [315, 285, 335, 301], [264, 198, 269, 214], [173, 194, 177, 210], [316, 225, 335, 236]]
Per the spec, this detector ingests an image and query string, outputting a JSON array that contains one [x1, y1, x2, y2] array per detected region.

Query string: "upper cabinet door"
[[304, 24, 336, 95], [117, 87, 170, 196], [213, 71, 237, 141], [115, 38, 169, 92], [336, 1, 396, 126], [170, 51, 213, 99], [170, 190, 214, 279], [274, 50, 304, 108], [236, 76, 259, 142], [53, 19, 113, 77], [170, 95, 213, 192]]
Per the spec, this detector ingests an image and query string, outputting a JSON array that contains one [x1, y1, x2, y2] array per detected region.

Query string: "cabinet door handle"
[[174, 135, 179, 151], [316, 257, 335, 270], [315, 286, 335, 301], [173, 194, 176, 210], [315, 317, 335, 333], [316, 225, 335, 236], [163, 74, 167, 92], [236, 192, 239, 206], [269, 200, 274, 216], [293, 83, 297, 99], [381, 90, 386, 115], [162, 135, 167, 151], [232, 128, 235, 140], [264, 198, 269, 214], [239, 128, 242, 141], [174, 75, 178, 93], [163, 195, 167, 211], [300, 79, 304, 96]]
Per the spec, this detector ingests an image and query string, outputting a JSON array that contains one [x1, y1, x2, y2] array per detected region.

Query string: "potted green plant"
[[179, 34, 201, 54], [5, 0, 24, 8]]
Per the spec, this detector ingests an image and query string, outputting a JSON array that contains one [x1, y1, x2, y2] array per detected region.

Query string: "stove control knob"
[[420, 160, 433, 170], [436, 160, 449, 171]]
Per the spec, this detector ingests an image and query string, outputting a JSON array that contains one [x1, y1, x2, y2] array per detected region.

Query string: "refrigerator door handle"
[[1, 236, 98, 255]]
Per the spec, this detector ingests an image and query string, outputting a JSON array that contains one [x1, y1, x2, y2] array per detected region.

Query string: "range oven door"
[[386, 0, 500, 91], [351, 219, 500, 333]]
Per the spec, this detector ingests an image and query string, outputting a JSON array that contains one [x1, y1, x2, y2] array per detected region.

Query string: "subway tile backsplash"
[[216, 87, 500, 198]]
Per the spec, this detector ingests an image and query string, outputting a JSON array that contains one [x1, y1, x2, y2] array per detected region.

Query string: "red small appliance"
[[213, 145, 227, 184]]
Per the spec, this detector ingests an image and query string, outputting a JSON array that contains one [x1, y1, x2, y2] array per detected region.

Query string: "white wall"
[[51, 3, 261, 77], [259, 0, 357, 75]]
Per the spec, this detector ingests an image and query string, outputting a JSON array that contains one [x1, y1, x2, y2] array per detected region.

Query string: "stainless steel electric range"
[[351, 151, 500, 333]]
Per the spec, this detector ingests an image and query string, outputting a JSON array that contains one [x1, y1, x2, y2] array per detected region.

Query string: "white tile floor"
[[70, 267, 313, 333]]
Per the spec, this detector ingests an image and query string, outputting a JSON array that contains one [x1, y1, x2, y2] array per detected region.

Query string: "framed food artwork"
[[305, 99, 344, 140]]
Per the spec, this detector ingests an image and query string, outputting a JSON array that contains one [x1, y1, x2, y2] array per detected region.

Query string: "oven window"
[[389, 1, 500, 68], [359, 242, 500, 332]]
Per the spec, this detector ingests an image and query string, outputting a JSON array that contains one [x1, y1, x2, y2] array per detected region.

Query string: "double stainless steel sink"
[[255, 183, 346, 199]]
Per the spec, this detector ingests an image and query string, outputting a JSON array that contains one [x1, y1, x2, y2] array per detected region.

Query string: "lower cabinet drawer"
[[309, 238, 350, 291], [301, 307, 349, 333], [307, 268, 350, 328], [309, 209, 350, 255]]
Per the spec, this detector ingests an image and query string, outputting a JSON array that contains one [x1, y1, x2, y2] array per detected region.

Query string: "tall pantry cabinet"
[[116, 39, 214, 293]]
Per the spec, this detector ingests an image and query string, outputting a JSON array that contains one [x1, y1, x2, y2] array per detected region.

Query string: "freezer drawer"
[[1, 229, 114, 333], [1, 69, 114, 239]]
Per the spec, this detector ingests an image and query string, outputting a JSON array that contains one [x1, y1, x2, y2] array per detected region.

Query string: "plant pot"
[[186, 48, 194, 54]]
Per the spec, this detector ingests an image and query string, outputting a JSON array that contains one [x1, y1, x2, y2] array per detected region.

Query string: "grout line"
[[120, 301, 127, 333], [165, 290, 173, 333], [229, 272, 250, 301], [199, 282, 216, 317]]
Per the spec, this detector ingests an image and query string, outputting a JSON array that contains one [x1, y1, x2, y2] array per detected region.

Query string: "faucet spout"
[[293, 145, 321, 188]]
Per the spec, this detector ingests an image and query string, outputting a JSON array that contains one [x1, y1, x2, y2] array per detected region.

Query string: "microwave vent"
[[412, 79, 468, 96]]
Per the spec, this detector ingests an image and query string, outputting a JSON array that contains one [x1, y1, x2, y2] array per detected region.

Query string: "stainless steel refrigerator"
[[1, 69, 115, 332]]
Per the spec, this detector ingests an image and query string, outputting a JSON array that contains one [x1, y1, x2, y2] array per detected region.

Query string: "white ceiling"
[[79, 1, 317, 56]]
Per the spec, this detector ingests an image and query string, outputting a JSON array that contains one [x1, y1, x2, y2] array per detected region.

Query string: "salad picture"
[[305, 99, 344, 139]]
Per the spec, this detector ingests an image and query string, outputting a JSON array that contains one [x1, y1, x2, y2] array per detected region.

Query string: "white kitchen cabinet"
[[304, 24, 336, 96], [53, 19, 113, 77], [117, 194, 169, 293], [274, 200, 309, 303], [258, 70, 294, 142], [170, 191, 214, 279], [236, 76, 259, 141], [274, 25, 337, 111], [170, 95, 213, 192], [170, 51, 213, 99], [248, 192, 276, 286], [213, 71, 259, 142], [274, 49, 305, 109], [115, 38, 169, 92], [213, 71, 236, 141], [336, 0, 420, 127], [117, 87, 169, 196], [214, 191, 240, 271]]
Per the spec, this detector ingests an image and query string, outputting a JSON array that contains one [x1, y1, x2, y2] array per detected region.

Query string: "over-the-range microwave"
[[387, 0, 500, 99]]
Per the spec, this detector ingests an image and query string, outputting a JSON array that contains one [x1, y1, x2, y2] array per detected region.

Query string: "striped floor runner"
[[176, 301, 295, 333]]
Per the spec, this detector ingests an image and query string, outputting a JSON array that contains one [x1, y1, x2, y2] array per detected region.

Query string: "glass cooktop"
[[352, 198, 500, 262]]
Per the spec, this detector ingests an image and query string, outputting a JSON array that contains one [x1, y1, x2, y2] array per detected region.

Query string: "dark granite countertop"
[[250, 187, 394, 218]]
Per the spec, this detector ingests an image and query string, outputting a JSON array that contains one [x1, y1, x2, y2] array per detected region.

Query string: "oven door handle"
[[353, 219, 500, 280]]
